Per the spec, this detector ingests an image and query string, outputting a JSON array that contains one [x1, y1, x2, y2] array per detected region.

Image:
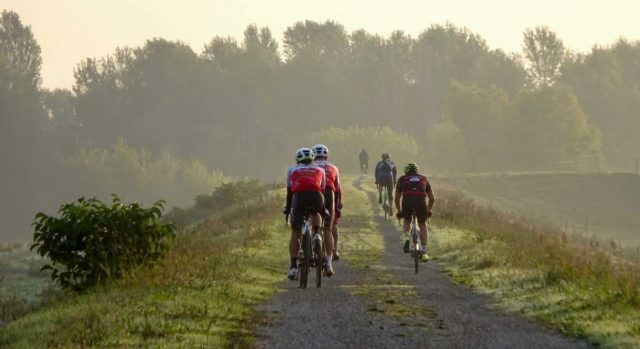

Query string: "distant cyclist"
[[359, 148, 369, 175], [312, 144, 339, 275], [375, 153, 397, 213], [395, 163, 435, 262], [283, 148, 326, 280]]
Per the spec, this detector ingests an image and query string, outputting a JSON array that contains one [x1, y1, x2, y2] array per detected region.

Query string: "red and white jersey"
[[286, 163, 326, 193], [314, 160, 341, 193]]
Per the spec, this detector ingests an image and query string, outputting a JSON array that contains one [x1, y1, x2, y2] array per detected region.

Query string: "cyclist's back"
[[359, 148, 369, 174], [375, 153, 397, 210]]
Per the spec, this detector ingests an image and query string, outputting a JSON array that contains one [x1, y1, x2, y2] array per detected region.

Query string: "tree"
[[0, 10, 42, 87], [561, 40, 640, 169], [511, 86, 602, 170], [0, 11, 48, 240], [523, 26, 567, 87], [438, 83, 512, 171]]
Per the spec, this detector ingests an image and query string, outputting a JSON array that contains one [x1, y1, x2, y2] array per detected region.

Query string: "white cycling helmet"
[[295, 147, 315, 162], [312, 144, 329, 158]]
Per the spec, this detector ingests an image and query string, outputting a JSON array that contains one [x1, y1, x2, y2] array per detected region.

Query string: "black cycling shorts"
[[323, 188, 334, 228], [377, 175, 393, 188], [401, 195, 428, 223], [291, 191, 325, 230]]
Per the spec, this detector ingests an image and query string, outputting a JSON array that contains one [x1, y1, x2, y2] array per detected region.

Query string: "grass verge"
[[431, 189, 640, 349], [0, 194, 288, 348]]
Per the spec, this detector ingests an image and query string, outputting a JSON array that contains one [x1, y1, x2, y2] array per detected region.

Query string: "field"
[[435, 172, 640, 244]]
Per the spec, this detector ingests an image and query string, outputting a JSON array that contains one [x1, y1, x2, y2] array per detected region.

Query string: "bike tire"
[[413, 231, 420, 274], [300, 230, 311, 289], [414, 242, 419, 274], [315, 237, 323, 288]]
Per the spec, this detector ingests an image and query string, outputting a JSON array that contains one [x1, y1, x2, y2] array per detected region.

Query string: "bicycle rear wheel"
[[300, 230, 311, 289]]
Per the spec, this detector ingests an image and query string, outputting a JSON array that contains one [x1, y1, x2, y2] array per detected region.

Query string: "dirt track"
[[255, 177, 591, 349]]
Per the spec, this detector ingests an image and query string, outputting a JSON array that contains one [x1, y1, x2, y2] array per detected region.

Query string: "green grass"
[[0, 194, 289, 348], [337, 176, 385, 268], [431, 189, 640, 349], [435, 172, 640, 244]]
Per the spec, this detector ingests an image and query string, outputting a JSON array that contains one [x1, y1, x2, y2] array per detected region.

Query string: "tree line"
[[1, 10, 639, 238]]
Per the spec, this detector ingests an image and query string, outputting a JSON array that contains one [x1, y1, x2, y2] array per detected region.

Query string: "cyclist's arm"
[[286, 187, 293, 212], [394, 188, 402, 213], [392, 164, 397, 184], [285, 170, 293, 212], [426, 184, 435, 211], [335, 169, 342, 207]]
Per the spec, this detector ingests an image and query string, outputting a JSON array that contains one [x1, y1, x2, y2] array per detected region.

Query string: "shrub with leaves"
[[31, 196, 175, 292]]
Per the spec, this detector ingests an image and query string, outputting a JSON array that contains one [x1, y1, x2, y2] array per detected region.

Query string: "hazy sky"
[[3, 0, 640, 89]]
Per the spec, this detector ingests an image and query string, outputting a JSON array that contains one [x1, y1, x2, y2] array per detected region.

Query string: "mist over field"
[[1, 5, 640, 243]]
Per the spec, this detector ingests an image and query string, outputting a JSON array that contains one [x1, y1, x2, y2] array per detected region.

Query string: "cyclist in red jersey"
[[312, 144, 342, 266], [283, 148, 327, 280], [395, 163, 435, 262]]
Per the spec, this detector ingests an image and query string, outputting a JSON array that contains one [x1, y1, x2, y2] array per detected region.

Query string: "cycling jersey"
[[375, 160, 397, 183], [395, 174, 431, 197], [314, 160, 341, 193], [286, 164, 326, 193]]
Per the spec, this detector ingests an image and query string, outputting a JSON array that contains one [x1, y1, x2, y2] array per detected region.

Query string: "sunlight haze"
[[3, 0, 640, 88]]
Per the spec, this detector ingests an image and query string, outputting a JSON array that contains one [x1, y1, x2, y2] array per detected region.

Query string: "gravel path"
[[255, 178, 591, 349]]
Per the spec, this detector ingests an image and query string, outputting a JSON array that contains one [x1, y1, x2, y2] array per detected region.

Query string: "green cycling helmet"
[[404, 163, 419, 175]]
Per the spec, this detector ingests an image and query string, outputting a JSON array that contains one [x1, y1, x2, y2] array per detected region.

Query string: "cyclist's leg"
[[332, 223, 339, 258], [386, 184, 394, 213], [323, 189, 335, 260], [288, 194, 304, 279], [377, 182, 383, 204], [416, 199, 429, 246], [401, 197, 413, 252]]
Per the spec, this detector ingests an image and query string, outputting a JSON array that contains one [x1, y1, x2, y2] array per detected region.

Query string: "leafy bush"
[[31, 196, 175, 292]]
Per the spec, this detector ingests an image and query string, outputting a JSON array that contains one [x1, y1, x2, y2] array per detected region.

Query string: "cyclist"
[[312, 144, 341, 270], [395, 163, 435, 262], [374, 153, 397, 213], [359, 148, 369, 174], [283, 148, 327, 280]]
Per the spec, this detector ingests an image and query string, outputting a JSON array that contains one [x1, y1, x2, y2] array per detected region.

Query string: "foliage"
[[523, 26, 567, 87], [428, 83, 603, 172], [31, 196, 175, 292], [1, 192, 286, 348], [164, 180, 270, 227], [510, 85, 603, 170], [61, 139, 231, 208], [311, 126, 420, 173], [561, 39, 640, 170]]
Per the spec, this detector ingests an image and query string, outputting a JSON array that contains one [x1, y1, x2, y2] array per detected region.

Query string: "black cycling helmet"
[[404, 163, 419, 174], [381, 152, 390, 160]]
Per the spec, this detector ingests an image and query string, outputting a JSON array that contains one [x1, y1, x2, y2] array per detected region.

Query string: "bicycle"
[[297, 208, 325, 289], [360, 162, 368, 176]]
